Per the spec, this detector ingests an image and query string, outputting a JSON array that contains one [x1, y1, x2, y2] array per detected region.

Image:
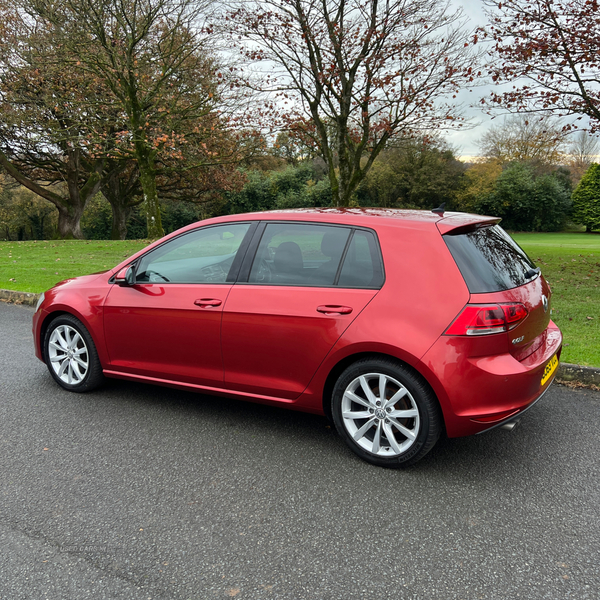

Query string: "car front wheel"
[[331, 358, 442, 467], [44, 315, 104, 392]]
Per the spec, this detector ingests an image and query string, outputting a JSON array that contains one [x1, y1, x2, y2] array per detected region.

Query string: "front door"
[[103, 222, 252, 387]]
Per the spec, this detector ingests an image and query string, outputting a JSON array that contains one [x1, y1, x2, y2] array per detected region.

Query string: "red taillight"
[[503, 303, 528, 326], [445, 303, 528, 336]]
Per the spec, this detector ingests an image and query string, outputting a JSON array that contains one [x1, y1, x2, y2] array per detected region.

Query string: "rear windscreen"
[[443, 225, 537, 293]]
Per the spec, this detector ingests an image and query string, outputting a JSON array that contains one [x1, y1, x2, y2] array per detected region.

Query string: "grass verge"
[[0, 239, 149, 293], [1, 232, 599, 367]]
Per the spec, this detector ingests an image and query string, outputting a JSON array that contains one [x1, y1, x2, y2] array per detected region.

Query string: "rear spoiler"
[[436, 213, 501, 235]]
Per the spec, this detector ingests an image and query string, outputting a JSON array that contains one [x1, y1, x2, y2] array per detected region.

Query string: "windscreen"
[[443, 224, 537, 293]]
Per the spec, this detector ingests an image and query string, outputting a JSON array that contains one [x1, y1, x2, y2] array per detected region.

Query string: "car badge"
[[542, 294, 548, 313]]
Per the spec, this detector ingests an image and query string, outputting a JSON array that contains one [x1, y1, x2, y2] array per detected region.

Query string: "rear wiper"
[[524, 267, 541, 279]]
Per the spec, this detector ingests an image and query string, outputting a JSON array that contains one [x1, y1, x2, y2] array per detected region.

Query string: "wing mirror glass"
[[115, 266, 135, 287]]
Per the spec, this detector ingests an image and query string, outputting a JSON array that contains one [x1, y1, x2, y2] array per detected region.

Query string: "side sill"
[[103, 369, 296, 405]]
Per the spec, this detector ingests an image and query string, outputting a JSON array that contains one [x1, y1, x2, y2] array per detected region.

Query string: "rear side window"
[[246, 222, 384, 288], [443, 225, 536, 293], [248, 223, 351, 286]]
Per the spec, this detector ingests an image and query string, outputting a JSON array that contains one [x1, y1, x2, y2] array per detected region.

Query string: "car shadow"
[[83, 377, 565, 485]]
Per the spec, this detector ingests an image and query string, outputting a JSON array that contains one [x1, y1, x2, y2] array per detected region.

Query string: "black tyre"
[[43, 314, 104, 392], [331, 357, 442, 467]]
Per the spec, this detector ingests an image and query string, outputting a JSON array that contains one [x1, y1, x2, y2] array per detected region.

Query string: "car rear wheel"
[[331, 358, 442, 467], [44, 315, 104, 392]]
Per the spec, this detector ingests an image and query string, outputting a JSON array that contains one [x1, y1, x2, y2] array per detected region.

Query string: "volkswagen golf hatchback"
[[33, 209, 562, 467]]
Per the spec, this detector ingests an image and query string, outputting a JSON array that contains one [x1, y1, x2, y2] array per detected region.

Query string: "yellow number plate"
[[541, 354, 559, 386]]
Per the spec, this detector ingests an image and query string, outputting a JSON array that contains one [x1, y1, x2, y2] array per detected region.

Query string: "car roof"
[[110, 208, 500, 275], [205, 207, 500, 231]]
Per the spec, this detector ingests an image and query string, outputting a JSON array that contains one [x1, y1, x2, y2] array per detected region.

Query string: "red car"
[[33, 209, 562, 467]]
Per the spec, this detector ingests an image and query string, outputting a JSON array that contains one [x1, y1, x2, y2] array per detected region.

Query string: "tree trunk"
[[100, 159, 142, 240], [138, 153, 164, 239], [64, 157, 101, 239], [56, 203, 85, 239], [110, 202, 131, 240], [0, 149, 100, 240]]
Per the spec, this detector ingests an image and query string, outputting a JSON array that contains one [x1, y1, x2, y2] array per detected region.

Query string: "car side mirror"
[[115, 266, 135, 287]]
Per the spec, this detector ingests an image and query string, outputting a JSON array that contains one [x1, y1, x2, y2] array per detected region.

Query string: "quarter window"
[[136, 223, 251, 284], [338, 230, 384, 288]]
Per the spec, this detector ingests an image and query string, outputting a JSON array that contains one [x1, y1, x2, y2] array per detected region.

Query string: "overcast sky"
[[445, 0, 493, 159]]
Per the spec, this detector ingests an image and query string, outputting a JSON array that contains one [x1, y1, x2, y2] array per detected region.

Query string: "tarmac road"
[[1, 302, 599, 600]]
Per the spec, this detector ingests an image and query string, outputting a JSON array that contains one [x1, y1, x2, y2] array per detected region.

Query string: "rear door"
[[221, 222, 384, 399]]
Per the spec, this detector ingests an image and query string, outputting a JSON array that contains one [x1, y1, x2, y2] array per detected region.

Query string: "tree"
[[477, 114, 566, 166], [271, 132, 312, 166], [571, 163, 600, 232], [226, 0, 479, 207], [47, 0, 220, 238], [455, 158, 503, 213], [484, 0, 600, 132], [475, 162, 571, 231], [99, 160, 144, 240], [0, 7, 107, 239], [568, 131, 600, 182], [0, 178, 58, 240], [357, 137, 466, 208], [0, 0, 250, 239], [0, 152, 102, 240], [225, 163, 331, 214]]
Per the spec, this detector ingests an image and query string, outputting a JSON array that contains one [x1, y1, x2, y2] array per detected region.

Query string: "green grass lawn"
[[513, 233, 600, 367], [1, 232, 599, 367], [0, 239, 149, 294]]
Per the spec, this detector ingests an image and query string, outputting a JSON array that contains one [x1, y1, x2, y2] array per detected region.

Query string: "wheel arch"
[[39, 309, 101, 363], [41, 311, 105, 392], [39, 310, 72, 362], [321, 351, 444, 431]]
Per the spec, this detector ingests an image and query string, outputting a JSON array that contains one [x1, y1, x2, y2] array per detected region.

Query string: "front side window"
[[136, 223, 251, 284], [248, 223, 351, 286]]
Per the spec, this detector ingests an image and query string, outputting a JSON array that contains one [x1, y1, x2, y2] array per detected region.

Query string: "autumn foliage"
[[0, 0, 253, 239], [484, 0, 600, 132]]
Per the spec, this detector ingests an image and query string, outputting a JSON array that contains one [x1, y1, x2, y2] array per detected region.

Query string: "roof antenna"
[[431, 202, 446, 216]]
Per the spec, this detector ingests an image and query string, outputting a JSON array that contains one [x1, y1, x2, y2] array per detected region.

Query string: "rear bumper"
[[474, 381, 552, 435], [421, 321, 562, 438]]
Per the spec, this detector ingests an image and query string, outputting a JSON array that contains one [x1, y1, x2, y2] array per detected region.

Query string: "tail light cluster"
[[445, 303, 528, 336]]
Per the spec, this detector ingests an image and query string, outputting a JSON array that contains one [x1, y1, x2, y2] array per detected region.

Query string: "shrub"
[[224, 164, 332, 214], [475, 162, 571, 231]]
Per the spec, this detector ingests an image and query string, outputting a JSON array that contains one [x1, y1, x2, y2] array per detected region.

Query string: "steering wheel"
[[146, 270, 170, 283]]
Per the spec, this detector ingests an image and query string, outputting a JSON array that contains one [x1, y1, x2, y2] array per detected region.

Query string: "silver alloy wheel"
[[48, 324, 89, 386], [341, 372, 420, 457]]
